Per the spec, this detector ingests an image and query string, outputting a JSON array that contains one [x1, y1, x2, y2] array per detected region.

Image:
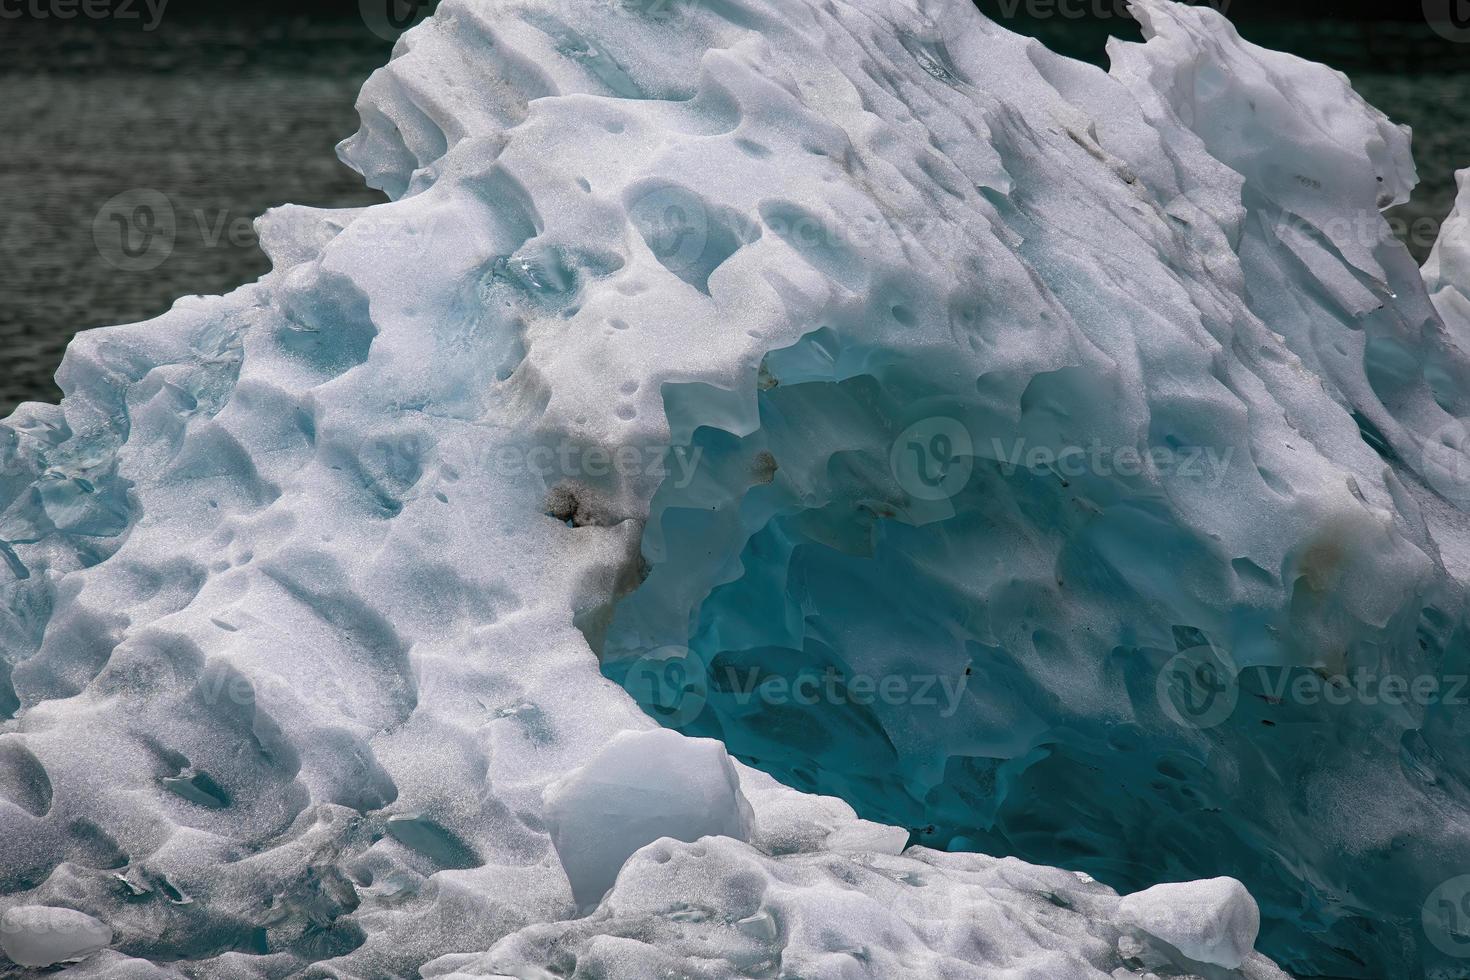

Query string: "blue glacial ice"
[[1, 0, 1469, 975]]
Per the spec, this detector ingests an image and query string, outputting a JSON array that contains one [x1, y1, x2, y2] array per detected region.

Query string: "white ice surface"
[[0, 0, 1465, 975], [543, 729, 754, 909], [1425, 168, 1470, 341], [1117, 877, 1260, 969]]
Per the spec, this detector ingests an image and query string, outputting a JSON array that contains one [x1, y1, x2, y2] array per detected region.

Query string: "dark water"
[[1357, 71, 1470, 264], [0, 12, 1466, 415], [0, 19, 390, 413]]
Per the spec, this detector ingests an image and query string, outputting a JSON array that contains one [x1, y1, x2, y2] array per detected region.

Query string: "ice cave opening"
[[597, 328, 1460, 979]]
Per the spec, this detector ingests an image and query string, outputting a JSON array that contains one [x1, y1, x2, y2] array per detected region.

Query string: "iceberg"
[[0, 0, 1465, 975]]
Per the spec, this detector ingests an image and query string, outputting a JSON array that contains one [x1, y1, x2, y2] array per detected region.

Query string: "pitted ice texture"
[[0, 0, 1464, 975]]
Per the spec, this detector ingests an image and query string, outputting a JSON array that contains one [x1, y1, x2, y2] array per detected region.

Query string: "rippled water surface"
[[0, 20, 388, 413]]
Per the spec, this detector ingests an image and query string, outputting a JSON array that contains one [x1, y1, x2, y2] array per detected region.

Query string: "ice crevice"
[[0, 0, 1466, 975]]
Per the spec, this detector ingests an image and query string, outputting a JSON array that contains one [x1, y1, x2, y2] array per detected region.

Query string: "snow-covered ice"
[[543, 729, 754, 909], [1425, 168, 1470, 343], [426, 841, 1288, 980], [0, 0, 1466, 975], [0, 906, 112, 968], [1117, 877, 1260, 969]]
